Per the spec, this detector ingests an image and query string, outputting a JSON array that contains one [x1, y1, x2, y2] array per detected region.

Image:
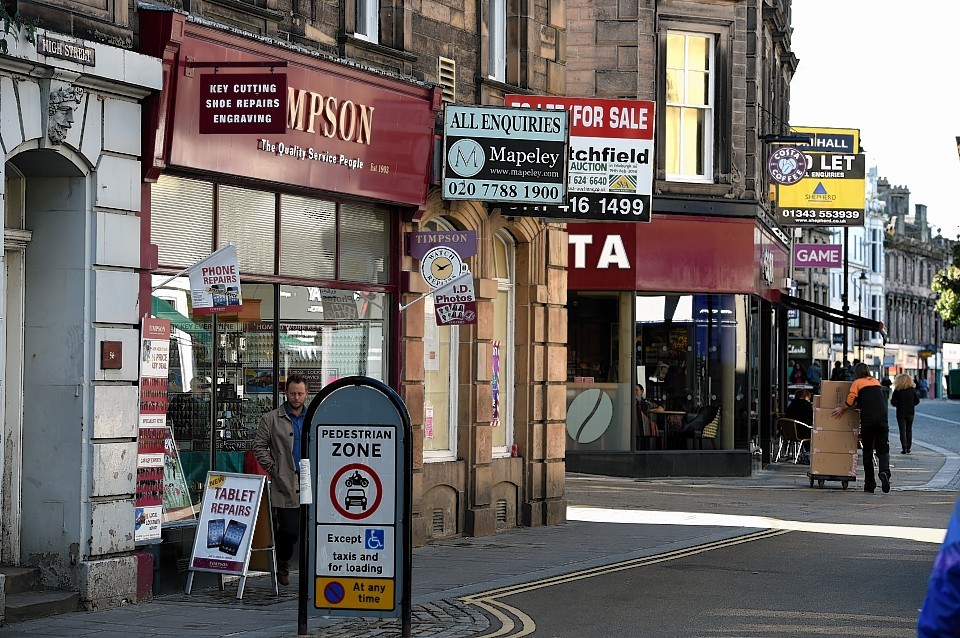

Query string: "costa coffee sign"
[[144, 11, 440, 208]]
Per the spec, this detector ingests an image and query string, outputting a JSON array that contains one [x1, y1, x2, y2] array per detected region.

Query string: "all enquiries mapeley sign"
[[442, 105, 569, 205]]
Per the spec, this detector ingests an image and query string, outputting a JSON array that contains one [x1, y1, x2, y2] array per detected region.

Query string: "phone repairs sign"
[[442, 104, 569, 205], [188, 472, 266, 574]]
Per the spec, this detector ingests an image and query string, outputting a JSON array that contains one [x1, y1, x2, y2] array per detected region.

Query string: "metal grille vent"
[[496, 499, 508, 524], [432, 509, 445, 536], [438, 57, 456, 103]]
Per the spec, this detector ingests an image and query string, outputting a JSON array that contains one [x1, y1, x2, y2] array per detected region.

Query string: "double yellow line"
[[459, 528, 790, 637]]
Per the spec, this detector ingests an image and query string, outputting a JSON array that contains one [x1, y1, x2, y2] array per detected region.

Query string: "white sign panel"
[[189, 244, 243, 315], [316, 524, 396, 578], [316, 426, 397, 525]]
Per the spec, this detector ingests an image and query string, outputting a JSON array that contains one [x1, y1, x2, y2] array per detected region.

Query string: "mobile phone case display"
[[215, 321, 275, 454]]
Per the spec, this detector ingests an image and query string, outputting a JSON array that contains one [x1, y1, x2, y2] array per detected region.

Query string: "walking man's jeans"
[[861, 423, 891, 490]]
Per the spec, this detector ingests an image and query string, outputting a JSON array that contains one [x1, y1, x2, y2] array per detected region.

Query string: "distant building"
[[880, 178, 959, 395]]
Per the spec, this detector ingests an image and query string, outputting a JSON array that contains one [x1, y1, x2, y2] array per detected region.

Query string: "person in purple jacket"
[[918, 497, 960, 636]]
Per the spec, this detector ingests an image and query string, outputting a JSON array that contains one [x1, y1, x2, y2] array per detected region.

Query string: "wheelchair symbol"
[[365, 529, 385, 550]]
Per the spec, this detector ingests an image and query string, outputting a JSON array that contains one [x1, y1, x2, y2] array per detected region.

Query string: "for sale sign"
[[503, 96, 655, 221]]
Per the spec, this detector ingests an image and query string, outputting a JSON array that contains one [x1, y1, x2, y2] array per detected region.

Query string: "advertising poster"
[[163, 426, 195, 522], [189, 472, 266, 574], [189, 244, 243, 315], [491, 340, 501, 428], [137, 318, 171, 543]]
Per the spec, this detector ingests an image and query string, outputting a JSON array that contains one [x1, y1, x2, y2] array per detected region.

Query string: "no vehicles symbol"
[[330, 463, 383, 520]]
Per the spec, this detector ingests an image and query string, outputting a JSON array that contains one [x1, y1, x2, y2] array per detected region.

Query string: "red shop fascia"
[[137, 9, 441, 383], [567, 216, 789, 299]]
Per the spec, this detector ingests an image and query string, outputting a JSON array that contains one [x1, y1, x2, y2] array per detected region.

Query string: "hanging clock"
[[420, 245, 465, 289]]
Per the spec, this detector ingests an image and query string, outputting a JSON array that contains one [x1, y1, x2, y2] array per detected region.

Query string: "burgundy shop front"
[[138, 9, 439, 594], [564, 217, 789, 478]]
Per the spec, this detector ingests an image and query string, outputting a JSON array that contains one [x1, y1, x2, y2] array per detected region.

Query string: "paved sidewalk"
[[1, 439, 953, 638]]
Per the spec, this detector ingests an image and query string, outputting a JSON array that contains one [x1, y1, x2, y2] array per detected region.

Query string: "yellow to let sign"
[[777, 177, 866, 209], [315, 577, 395, 611]]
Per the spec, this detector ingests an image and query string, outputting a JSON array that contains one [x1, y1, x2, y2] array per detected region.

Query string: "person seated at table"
[[784, 388, 813, 427], [635, 384, 659, 417]]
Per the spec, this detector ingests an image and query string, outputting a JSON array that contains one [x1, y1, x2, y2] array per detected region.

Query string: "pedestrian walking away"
[[890, 373, 920, 454], [831, 362, 891, 493], [253, 373, 309, 585], [806, 360, 822, 395], [830, 360, 846, 381]]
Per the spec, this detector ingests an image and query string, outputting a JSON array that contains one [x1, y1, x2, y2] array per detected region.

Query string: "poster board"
[[136, 318, 171, 544], [187, 472, 265, 576]]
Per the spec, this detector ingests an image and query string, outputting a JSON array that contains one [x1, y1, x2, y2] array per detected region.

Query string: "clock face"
[[420, 246, 464, 289]]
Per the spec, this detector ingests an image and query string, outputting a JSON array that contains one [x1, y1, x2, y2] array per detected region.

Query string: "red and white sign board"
[[189, 244, 243, 315], [504, 95, 655, 220], [189, 472, 266, 574]]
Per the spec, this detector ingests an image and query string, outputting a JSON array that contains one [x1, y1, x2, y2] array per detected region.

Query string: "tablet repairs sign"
[[442, 105, 568, 205]]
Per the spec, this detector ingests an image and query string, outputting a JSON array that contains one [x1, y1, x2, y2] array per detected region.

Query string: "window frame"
[[657, 21, 731, 185], [355, 0, 379, 43], [491, 231, 515, 458], [488, 0, 506, 82], [421, 218, 460, 463]]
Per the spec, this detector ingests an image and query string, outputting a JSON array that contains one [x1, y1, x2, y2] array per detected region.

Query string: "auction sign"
[[199, 73, 287, 135], [442, 105, 568, 205], [503, 96, 655, 221], [136, 318, 171, 544]]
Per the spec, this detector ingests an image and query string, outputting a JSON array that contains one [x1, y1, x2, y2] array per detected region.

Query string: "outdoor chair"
[[775, 417, 812, 464]]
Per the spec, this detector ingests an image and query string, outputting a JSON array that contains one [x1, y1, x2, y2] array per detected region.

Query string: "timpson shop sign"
[[160, 18, 441, 208]]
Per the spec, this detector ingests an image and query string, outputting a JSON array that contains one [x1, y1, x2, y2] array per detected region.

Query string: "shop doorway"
[[2, 164, 29, 565]]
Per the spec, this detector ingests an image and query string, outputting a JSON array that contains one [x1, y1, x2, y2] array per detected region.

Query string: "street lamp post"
[[857, 271, 867, 363]]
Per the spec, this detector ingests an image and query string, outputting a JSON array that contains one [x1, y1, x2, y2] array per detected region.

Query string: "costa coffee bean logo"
[[767, 147, 808, 185]]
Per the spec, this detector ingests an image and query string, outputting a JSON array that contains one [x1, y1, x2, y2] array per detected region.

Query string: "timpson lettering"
[[287, 87, 374, 144], [414, 232, 469, 244]]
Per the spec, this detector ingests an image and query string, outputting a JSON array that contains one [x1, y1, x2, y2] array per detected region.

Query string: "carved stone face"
[[47, 86, 84, 145], [49, 103, 75, 144]]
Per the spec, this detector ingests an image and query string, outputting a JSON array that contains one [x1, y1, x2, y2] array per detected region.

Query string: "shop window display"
[[153, 277, 387, 516]]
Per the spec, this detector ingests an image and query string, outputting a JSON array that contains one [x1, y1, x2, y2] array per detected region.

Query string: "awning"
[[774, 292, 885, 343]]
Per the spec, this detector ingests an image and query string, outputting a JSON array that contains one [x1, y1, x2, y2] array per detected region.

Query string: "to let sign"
[[199, 73, 287, 134]]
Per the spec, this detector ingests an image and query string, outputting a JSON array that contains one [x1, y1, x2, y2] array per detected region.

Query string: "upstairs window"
[[665, 31, 714, 182], [355, 0, 378, 43], [488, 0, 506, 81]]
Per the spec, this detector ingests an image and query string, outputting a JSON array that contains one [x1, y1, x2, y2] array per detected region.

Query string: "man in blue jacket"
[[918, 496, 960, 635]]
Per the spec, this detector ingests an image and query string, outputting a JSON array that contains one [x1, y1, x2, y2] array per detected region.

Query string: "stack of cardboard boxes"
[[809, 380, 860, 480]]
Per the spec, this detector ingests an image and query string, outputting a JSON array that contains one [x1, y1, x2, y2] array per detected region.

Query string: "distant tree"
[[932, 243, 960, 327]]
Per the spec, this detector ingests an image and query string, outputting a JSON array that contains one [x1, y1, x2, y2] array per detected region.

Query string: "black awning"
[[776, 292, 885, 341]]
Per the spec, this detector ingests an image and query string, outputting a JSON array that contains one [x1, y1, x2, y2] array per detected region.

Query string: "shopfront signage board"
[[199, 73, 287, 135], [303, 377, 412, 624], [146, 11, 441, 208], [37, 34, 95, 66], [503, 96, 655, 221], [442, 104, 568, 205], [793, 243, 843, 269], [187, 472, 266, 575], [407, 230, 478, 259], [136, 318, 170, 544]]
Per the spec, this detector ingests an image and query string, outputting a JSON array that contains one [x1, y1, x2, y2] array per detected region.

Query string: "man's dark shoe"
[[864, 486, 875, 493], [879, 471, 891, 493], [278, 569, 290, 586]]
